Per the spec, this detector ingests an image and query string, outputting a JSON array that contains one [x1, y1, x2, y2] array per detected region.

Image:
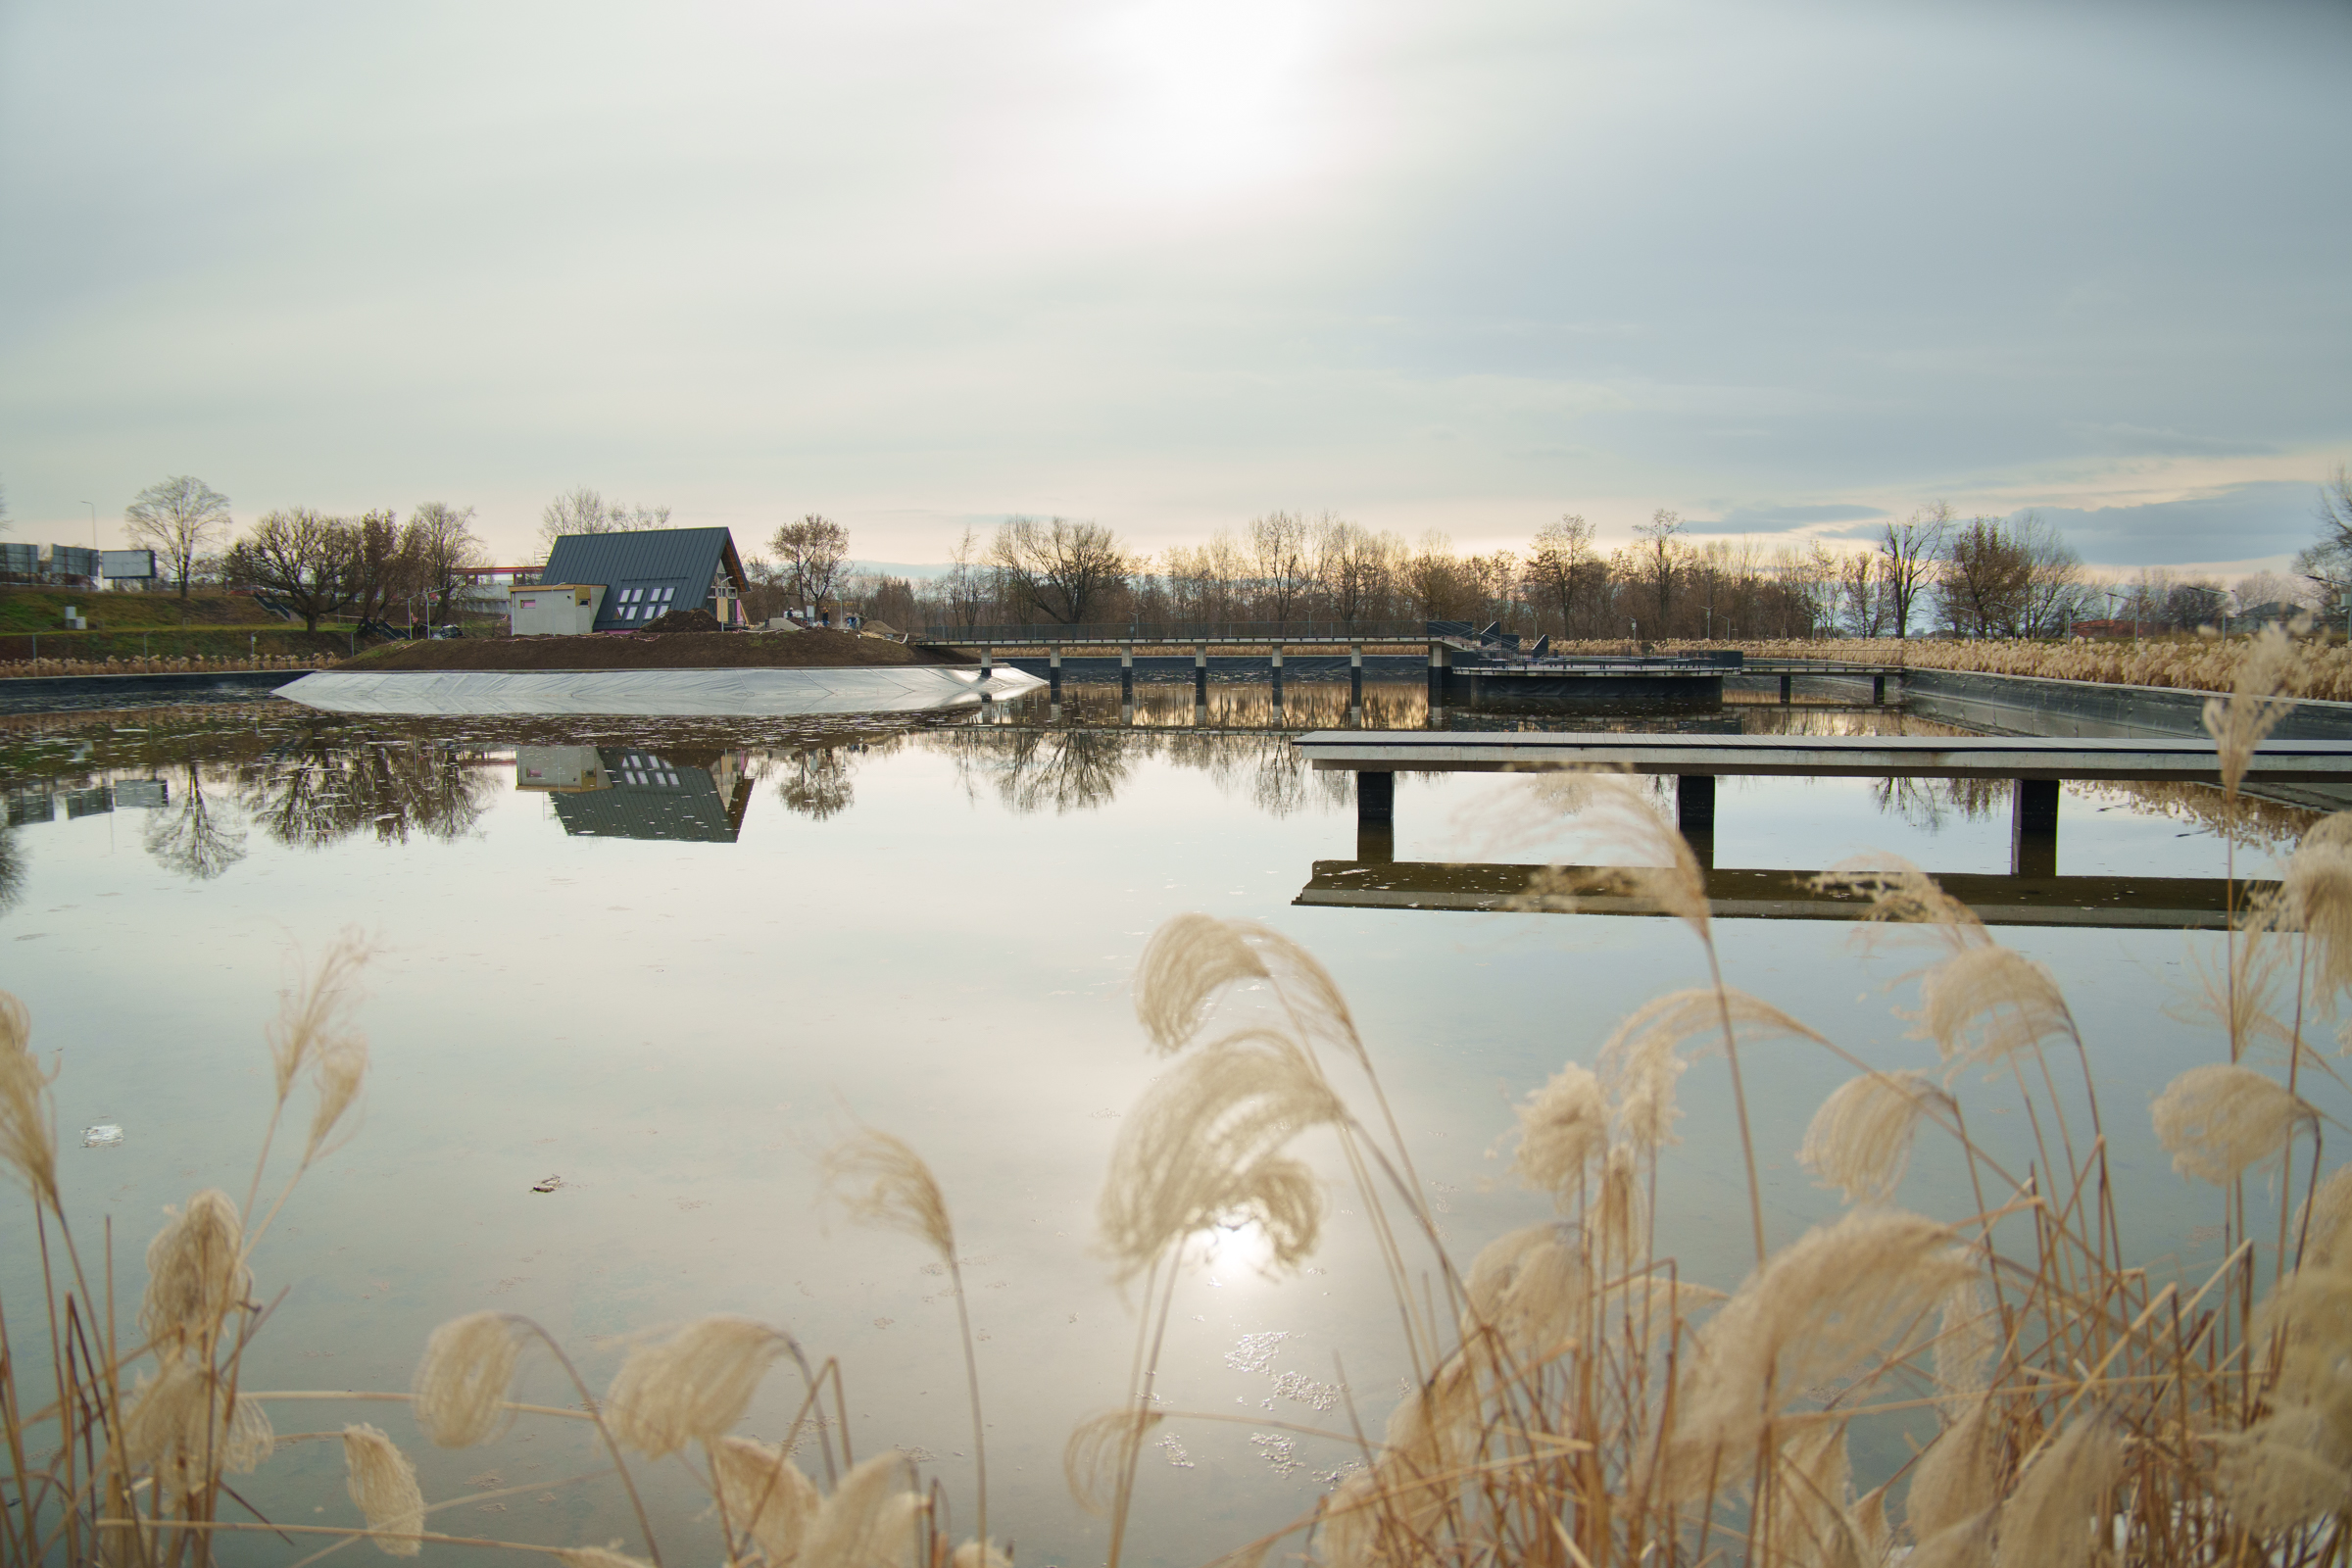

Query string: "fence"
[[915, 619, 1446, 644]]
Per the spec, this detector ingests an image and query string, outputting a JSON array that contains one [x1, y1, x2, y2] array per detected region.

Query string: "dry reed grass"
[[1555, 620, 2352, 703]]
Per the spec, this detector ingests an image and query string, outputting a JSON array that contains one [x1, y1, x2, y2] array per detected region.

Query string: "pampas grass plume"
[[1517, 772, 1712, 936], [2298, 1164, 2352, 1268], [140, 1188, 249, 1352], [1134, 912, 1269, 1054], [270, 933, 370, 1101], [710, 1436, 820, 1561], [2151, 1062, 2315, 1184], [2215, 1404, 2352, 1534], [1998, 1420, 2123, 1568], [800, 1450, 923, 1565], [555, 1550, 654, 1568], [304, 1032, 368, 1163], [341, 1423, 425, 1557], [822, 1126, 956, 1258], [2204, 621, 2302, 796], [1461, 1223, 1587, 1362], [951, 1542, 1014, 1568], [1098, 1028, 1340, 1281], [0, 989, 57, 1208], [1065, 1408, 1163, 1515], [1800, 1070, 1951, 1204], [1914, 946, 2078, 1071], [412, 1310, 526, 1447], [604, 1315, 788, 1458], [1508, 1061, 1606, 1201]]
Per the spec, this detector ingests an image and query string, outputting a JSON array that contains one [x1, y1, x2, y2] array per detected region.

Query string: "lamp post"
[[81, 502, 98, 589]]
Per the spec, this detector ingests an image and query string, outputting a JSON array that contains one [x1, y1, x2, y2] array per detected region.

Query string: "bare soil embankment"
[[349, 630, 973, 672]]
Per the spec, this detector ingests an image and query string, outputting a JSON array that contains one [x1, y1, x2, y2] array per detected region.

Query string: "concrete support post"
[[1677, 774, 1717, 869], [1779, 673, 1793, 704], [1194, 644, 1208, 705], [1270, 643, 1284, 707], [1349, 643, 1364, 707], [1356, 768, 1396, 861], [1120, 643, 1134, 702], [978, 643, 992, 681], [1427, 641, 1449, 708], [1872, 672, 1886, 705], [2011, 778, 2059, 878], [1049, 645, 1062, 700]]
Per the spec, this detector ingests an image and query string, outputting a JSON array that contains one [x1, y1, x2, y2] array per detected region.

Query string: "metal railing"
[[917, 619, 1457, 644]]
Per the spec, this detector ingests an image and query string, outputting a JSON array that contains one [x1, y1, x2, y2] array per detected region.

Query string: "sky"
[[3, 0, 2347, 576]]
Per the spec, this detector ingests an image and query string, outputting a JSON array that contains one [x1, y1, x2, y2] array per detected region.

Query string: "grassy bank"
[[0, 625, 381, 673], [0, 585, 283, 632]]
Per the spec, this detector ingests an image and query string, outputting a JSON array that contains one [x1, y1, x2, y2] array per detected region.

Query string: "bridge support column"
[[2011, 779, 2059, 878], [1349, 643, 1363, 707], [1357, 769, 1396, 863], [1428, 641, 1449, 719], [1779, 673, 1793, 704], [978, 643, 992, 681], [1049, 645, 1062, 700], [1120, 643, 1134, 702], [1194, 644, 1208, 707], [1677, 774, 1717, 868], [1872, 672, 1886, 705], [1270, 643, 1284, 709]]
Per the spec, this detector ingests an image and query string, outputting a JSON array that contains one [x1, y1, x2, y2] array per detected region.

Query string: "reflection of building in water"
[[517, 746, 753, 842]]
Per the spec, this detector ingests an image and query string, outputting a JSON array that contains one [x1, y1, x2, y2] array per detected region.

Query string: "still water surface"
[[0, 684, 2315, 1563]]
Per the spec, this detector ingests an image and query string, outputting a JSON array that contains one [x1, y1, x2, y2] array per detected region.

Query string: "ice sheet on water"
[[1225, 1330, 1289, 1374], [81, 1124, 122, 1149]]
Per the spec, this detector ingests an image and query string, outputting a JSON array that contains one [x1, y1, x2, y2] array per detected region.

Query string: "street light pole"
[[81, 502, 99, 590]]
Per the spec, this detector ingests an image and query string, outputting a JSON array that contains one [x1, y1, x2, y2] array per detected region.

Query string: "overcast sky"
[[3, 0, 2346, 573]]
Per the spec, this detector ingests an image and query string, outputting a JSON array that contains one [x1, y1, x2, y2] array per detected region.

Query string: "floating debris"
[[81, 1124, 123, 1149], [1225, 1331, 1289, 1374], [530, 1174, 563, 1193]]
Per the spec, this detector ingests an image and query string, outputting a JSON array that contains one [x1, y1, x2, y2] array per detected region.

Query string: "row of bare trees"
[[222, 503, 488, 630]]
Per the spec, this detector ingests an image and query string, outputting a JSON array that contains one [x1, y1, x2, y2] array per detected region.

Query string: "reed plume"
[[304, 1030, 368, 1163], [0, 987, 57, 1208], [2149, 1062, 2315, 1184], [1914, 945, 2078, 1073], [1517, 771, 1712, 936], [2215, 1403, 2351, 1535], [950, 1542, 1014, 1568], [1906, 1512, 1995, 1568], [710, 1436, 820, 1560], [1066, 1408, 1164, 1516], [1316, 1359, 1480, 1564], [2296, 1164, 2352, 1267], [799, 1451, 924, 1567], [1815, 855, 1983, 944], [1654, 1209, 1971, 1497], [1507, 1060, 1606, 1201], [139, 1187, 249, 1353], [2282, 816, 2352, 1006], [1135, 912, 1368, 1067], [1459, 1222, 1587, 1363], [269, 931, 371, 1100], [821, 1126, 956, 1257], [341, 1422, 426, 1557], [1766, 1417, 1858, 1568], [1906, 1396, 1998, 1544], [1799, 1070, 1951, 1204], [2204, 621, 2302, 798], [1997, 1419, 2123, 1568], [556, 1549, 655, 1568], [412, 1310, 528, 1447], [604, 1316, 790, 1458], [1596, 994, 1692, 1153], [1098, 1027, 1341, 1282]]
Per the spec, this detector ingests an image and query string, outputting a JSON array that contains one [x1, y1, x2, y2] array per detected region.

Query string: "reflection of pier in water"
[[517, 746, 753, 842], [1296, 858, 2277, 930]]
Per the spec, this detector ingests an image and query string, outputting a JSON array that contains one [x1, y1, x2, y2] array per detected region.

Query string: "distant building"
[[526, 528, 751, 634], [514, 745, 751, 842], [508, 584, 606, 636]]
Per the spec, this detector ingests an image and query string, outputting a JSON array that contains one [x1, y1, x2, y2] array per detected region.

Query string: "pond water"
[[0, 682, 2320, 1564]]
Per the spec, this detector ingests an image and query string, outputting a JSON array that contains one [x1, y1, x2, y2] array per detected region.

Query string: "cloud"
[[1684, 503, 1887, 535], [2012, 481, 2325, 567]]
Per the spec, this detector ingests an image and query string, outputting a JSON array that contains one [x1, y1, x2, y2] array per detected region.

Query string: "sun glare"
[[1085, 0, 1332, 202]]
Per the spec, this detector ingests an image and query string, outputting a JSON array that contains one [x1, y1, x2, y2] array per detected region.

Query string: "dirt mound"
[[347, 629, 974, 672], [640, 607, 722, 634]]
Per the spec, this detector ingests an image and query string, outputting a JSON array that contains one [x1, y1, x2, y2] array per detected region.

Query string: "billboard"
[[100, 549, 156, 578]]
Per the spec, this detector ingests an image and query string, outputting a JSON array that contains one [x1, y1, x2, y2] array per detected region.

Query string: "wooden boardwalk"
[[1292, 731, 2352, 783]]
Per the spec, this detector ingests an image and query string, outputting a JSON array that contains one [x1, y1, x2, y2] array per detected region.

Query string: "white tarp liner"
[[274, 664, 1043, 716]]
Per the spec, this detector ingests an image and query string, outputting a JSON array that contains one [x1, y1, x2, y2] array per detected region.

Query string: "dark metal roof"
[[538, 528, 749, 632]]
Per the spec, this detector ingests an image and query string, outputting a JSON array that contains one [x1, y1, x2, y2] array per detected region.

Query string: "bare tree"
[[222, 508, 364, 631], [1633, 509, 1684, 629], [990, 516, 1128, 624], [1936, 515, 2033, 636], [2294, 464, 2352, 604], [1878, 502, 1950, 637], [944, 525, 993, 628], [1525, 514, 1599, 636], [1838, 549, 1888, 638], [537, 488, 670, 555], [770, 514, 851, 612], [124, 476, 233, 599], [1313, 516, 1395, 630], [144, 760, 246, 881], [1248, 511, 1314, 625], [403, 502, 487, 622], [2014, 512, 2087, 637], [2231, 569, 2307, 614]]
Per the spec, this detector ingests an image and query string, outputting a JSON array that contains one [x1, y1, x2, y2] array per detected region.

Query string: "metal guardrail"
[[916, 620, 1444, 644]]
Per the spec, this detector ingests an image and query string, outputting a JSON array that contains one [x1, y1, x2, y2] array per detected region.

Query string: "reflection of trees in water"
[[985, 728, 1133, 814], [2071, 779, 2319, 853], [0, 828, 24, 915], [145, 760, 249, 881], [238, 742, 497, 849], [777, 749, 857, 820], [922, 724, 1353, 817], [1870, 776, 2010, 834]]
